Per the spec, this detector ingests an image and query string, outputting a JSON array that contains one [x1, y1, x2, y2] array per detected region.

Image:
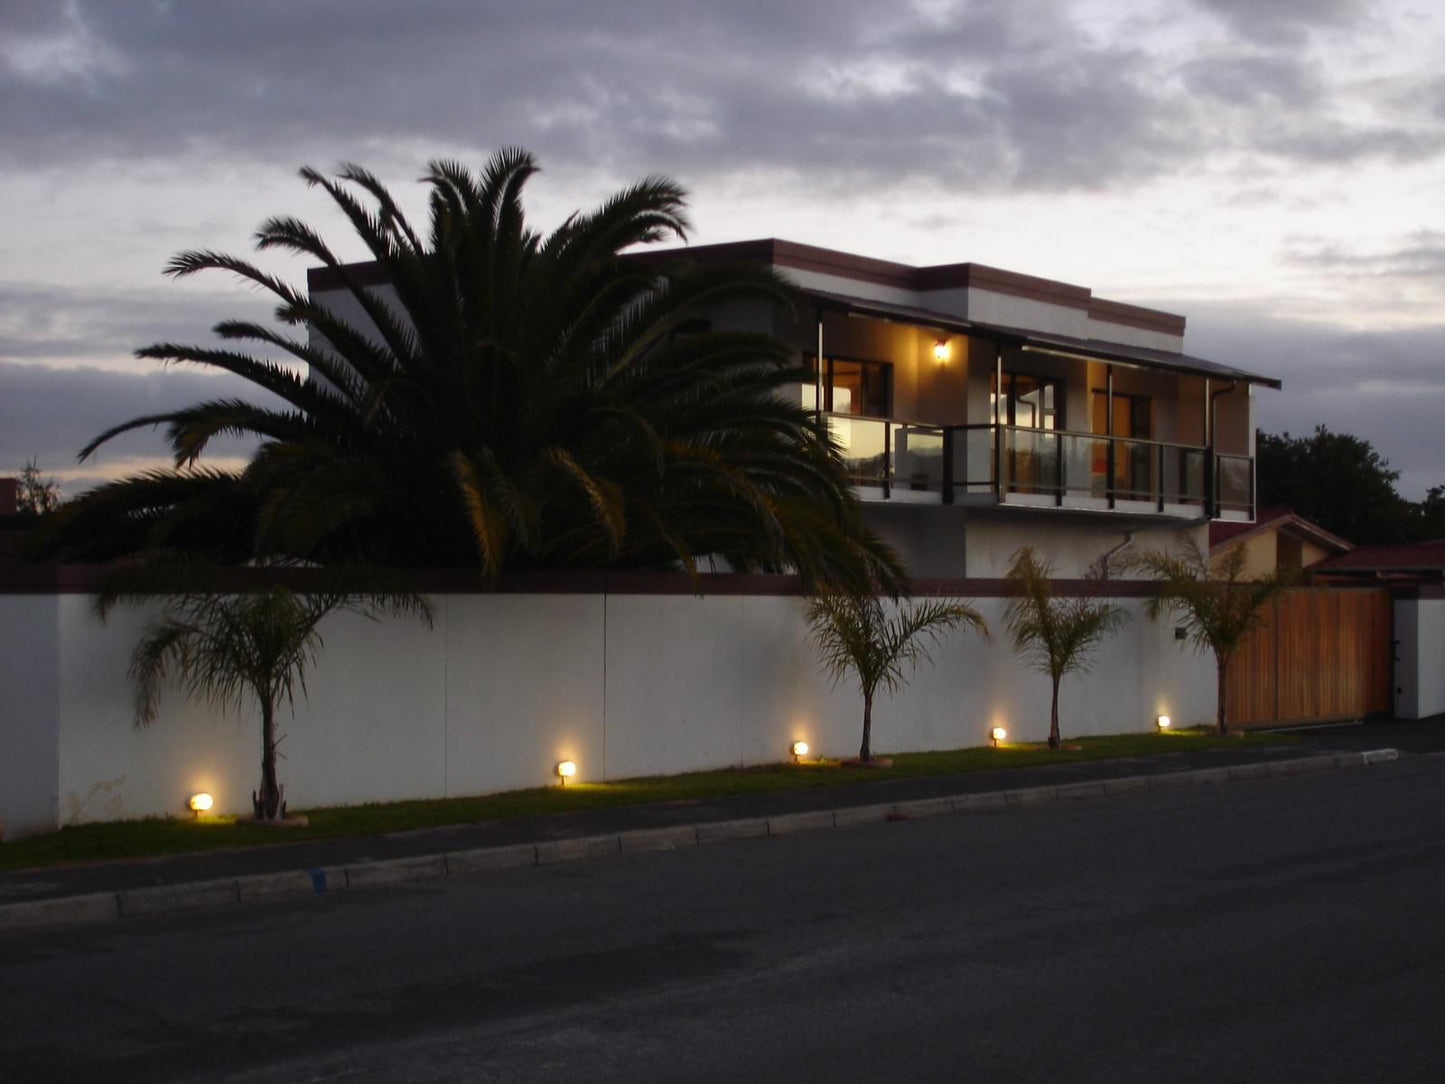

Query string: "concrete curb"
[[0, 749, 1400, 933]]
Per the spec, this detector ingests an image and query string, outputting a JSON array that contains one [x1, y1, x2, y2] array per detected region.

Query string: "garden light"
[[555, 760, 577, 785], [188, 792, 214, 815], [1156, 715, 1172, 730], [790, 740, 810, 764], [989, 726, 1007, 747]]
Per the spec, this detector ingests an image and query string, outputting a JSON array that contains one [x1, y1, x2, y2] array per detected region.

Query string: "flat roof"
[[306, 238, 1280, 388]]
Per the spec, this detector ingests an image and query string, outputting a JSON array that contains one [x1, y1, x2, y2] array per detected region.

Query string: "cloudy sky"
[[3, 0, 1443, 498]]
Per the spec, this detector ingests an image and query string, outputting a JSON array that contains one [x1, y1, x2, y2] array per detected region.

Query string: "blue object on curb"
[[309, 868, 326, 893]]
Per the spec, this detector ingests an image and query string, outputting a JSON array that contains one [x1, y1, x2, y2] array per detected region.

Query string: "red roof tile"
[[1312, 542, 1445, 572]]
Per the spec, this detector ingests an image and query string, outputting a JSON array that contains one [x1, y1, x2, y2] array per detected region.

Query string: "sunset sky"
[[3, 0, 1442, 498]]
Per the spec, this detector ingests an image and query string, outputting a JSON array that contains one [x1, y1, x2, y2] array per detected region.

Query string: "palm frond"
[[1004, 547, 1127, 681], [58, 148, 900, 589], [808, 591, 987, 699]]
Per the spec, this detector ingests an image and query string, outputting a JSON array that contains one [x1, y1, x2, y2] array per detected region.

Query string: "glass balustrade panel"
[[1002, 427, 1059, 495], [892, 426, 944, 493], [827, 414, 888, 486]]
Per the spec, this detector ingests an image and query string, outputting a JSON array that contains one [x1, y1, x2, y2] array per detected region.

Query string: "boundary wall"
[[4, 568, 1218, 839], [1394, 589, 1445, 720]]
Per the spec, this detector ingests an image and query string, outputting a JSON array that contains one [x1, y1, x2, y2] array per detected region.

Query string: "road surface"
[[3, 755, 1442, 1082]]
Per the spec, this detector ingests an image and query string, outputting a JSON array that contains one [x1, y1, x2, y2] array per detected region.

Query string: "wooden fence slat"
[[1226, 588, 1391, 728]]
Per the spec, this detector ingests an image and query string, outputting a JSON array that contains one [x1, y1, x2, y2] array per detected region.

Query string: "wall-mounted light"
[[989, 726, 1007, 747], [188, 792, 214, 816], [790, 740, 810, 764], [1155, 715, 1172, 731], [933, 339, 950, 364], [555, 760, 578, 785]]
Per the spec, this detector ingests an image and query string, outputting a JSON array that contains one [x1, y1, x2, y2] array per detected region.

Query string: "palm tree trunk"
[[257, 696, 282, 820], [859, 691, 873, 762], [1049, 676, 1061, 749], [1216, 657, 1229, 736]]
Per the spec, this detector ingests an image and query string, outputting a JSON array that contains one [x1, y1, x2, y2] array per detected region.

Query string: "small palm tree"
[[807, 591, 987, 763], [98, 573, 432, 820], [1004, 547, 1128, 749], [1132, 536, 1286, 735]]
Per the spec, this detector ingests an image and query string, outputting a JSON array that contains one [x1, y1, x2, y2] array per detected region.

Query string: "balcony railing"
[[822, 414, 1254, 517], [822, 414, 947, 497]]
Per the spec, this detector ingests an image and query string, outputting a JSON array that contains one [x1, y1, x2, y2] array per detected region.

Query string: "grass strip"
[[0, 728, 1291, 871]]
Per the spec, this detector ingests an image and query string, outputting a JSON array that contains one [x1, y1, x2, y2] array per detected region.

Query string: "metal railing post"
[[1157, 443, 1165, 512], [994, 424, 1004, 500], [1055, 431, 1064, 505], [942, 427, 954, 505], [883, 422, 892, 500]]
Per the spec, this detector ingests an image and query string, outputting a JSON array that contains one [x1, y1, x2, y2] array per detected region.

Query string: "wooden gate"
[[1225, 588, 1393, 727]]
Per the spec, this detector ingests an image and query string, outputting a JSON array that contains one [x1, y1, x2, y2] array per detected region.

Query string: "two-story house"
[[308, 238, 1280, 579], [646, 239, 1280, 578]]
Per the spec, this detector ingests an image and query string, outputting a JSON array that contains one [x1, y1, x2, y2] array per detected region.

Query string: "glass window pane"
[[829, 359, 889, 418]]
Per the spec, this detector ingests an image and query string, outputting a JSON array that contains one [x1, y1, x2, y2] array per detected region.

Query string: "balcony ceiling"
[[800, 288, 1283, 390]]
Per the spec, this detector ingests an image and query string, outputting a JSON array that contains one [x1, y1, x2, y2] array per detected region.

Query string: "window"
[[1091, 389, 1153, 498], [992, 373, 1061, 429], [804, 355, 891, 418], [992, 372, 1062, 494]]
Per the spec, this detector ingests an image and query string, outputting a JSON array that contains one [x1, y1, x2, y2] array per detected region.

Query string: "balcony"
[[823, 414, 1255, 519]]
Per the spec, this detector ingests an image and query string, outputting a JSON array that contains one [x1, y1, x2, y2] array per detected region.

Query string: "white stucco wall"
[[1394, 596, 1445, 719], [0, 582, 1224, 838], [963, 518, 1204, 579], [1084, 318, 1184, 352], [0, 595, 61, 839]]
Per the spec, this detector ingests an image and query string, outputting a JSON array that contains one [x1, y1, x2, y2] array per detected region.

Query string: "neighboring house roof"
[[1209, 507, 1353, 555], [1311, 542, 1445, 575]]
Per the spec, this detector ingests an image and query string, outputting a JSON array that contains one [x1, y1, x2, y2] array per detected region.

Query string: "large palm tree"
[[1003, 547, 1128, 749], [41, 149, 900, 593]]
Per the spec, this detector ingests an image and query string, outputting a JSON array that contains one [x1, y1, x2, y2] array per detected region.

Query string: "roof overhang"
[[800, 287, 1282, 390], [1212, 511, 1354, 555]]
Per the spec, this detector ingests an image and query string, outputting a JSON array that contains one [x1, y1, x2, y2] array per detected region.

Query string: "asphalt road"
[[3, 754, 1443, 1083]]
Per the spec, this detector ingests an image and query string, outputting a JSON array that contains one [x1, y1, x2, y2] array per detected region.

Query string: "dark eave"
[[801, 288, 1283, 390]]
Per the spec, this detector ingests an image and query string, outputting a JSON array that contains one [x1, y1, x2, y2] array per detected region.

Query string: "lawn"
[[0, 728, 1291, 871]]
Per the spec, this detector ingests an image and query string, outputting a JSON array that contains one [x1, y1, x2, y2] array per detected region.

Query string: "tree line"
[[1256, 426, 1443, 545]]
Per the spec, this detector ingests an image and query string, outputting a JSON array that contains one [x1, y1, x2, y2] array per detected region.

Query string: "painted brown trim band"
[[0, 563, 1183, 600], [307, 239, 1186, 336], [1088, 298, 1186, 336]]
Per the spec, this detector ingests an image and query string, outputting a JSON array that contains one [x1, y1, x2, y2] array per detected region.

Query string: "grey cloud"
[[0, 278, 287, 489], [0, 281, 277, 365], [1181, 53, 1321, 108], [1260, 123, 1445, 166], [1, 0, 1430, 200], [0, 359, 274, 483], [1191, 0, 1361, 47], [1281, 232, 1445, 289], [0, 0, 72, 36], [1184, 302, 1445, 499]]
